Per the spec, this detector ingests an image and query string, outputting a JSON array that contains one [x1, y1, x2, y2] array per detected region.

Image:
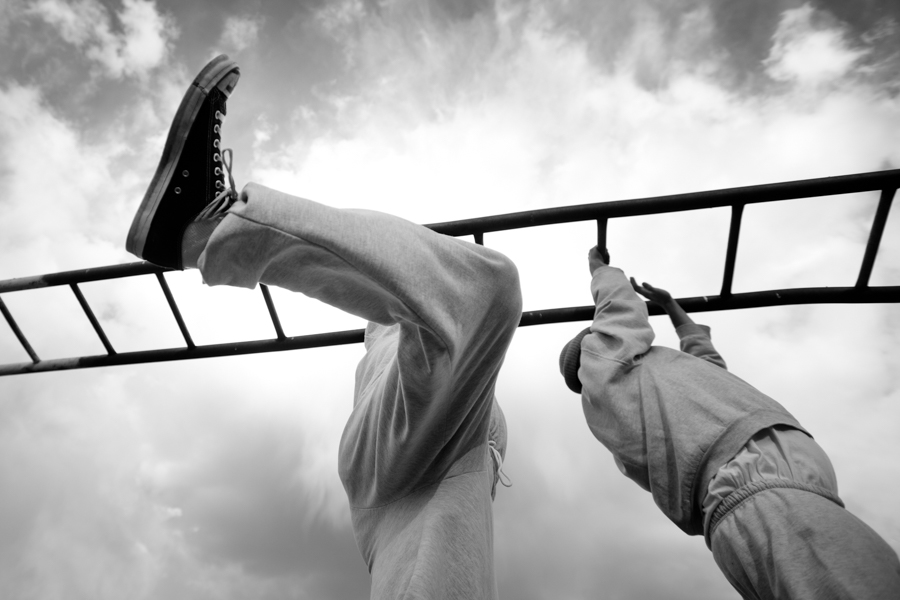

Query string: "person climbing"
[[127, 54, 521, 600], [558, 246, 900, 599]]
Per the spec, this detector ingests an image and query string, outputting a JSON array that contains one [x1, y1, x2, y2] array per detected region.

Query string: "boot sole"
[[125, 55, 241, 261]]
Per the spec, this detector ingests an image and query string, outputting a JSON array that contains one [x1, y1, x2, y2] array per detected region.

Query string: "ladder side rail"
[[3, 285, 898, 377], [2, 169, 897, 294], [428, 169, 900, 238], [0, 328, 367, 376], [0, 261, 166, 294], [519, 285, 900, 326]]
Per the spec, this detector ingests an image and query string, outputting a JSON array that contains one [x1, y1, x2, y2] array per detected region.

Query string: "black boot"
[[126, 54, 240, 269]]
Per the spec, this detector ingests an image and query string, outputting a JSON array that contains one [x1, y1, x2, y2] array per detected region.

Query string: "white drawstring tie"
[[488, 440, 512, 489]]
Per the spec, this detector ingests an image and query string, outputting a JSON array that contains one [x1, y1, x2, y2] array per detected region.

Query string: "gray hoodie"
[[578, 265, 805, 536]]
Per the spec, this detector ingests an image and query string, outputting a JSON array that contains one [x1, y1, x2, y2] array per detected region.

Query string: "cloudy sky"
[[1, 0, 899, 598]]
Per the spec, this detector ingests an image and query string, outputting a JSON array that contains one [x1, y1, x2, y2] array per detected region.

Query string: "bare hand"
[[588, 246, 610, 274], [630, 278, 674, 306]]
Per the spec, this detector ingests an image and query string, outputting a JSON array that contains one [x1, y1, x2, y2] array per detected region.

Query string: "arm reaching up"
[[631, 278, 726, 370], [630, 279, 693, 329]]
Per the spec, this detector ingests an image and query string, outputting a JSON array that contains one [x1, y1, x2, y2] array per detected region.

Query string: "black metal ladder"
[[1, 169, 897, 377]]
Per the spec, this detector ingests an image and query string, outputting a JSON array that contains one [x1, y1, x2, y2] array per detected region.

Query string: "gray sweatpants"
[[708, 428, 900, 599]]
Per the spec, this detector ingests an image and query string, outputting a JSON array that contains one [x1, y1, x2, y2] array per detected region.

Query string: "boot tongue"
[[212, 88, 227, 116], [214, 93, 228, 138]]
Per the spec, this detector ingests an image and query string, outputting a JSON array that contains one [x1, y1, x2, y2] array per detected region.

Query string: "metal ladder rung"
[[70, 283, 116, 355], [155, 272, 195, 348], [260, 284, 286, 340], [0, 295, 40, 363], [856, 188, 896, 288]]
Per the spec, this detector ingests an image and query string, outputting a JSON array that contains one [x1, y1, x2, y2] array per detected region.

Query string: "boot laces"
[[195, 109, 237, 221]]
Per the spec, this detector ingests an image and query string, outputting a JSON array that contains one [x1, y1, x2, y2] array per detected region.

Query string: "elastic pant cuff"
[[705, 479, 844, 548], [181, 216, 225, 269]]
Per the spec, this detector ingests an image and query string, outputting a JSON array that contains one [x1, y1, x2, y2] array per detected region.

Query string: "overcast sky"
[[1, 0, 899, 599]]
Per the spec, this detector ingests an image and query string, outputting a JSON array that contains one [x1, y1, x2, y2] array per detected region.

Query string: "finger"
[[630, 278, 648, 295]]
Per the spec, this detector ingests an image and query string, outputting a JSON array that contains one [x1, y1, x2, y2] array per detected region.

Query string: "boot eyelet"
[[174, 187, 181, 194], [215, 167, 222, 176], [216, 181, 223, 189], [182, 170, 189, 177], [214, 139, 220, 149], [214, 124, 220, 134], [213, 153, 220, 162]]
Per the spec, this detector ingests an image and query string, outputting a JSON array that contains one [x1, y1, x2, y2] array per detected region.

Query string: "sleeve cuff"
[[675, 322, 711, 340]]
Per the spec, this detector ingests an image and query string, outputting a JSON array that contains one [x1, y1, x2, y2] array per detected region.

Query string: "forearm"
[[629, 273, 726, 367], [661, 298, 694, 330], [588, 266, 655, 361]]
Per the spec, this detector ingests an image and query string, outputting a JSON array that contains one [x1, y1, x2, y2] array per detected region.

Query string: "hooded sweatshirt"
[[578, 265, 805, 535]]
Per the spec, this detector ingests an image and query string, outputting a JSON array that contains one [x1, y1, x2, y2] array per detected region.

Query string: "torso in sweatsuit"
[[579, 266, 805, 535]]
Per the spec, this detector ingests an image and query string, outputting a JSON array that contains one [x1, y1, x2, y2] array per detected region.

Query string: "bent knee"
[[482, 253, 522, 327]]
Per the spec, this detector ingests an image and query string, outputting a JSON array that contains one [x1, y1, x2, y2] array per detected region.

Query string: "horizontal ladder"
[[1, 169, 897, 377]]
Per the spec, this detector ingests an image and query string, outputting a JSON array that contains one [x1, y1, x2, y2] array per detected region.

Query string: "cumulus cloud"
[[764, 3, 868, 86], [0, 345, 366, 600], [315, 0, 366, 37], [219, 14, 264, 53], [253, 1, 900, 227], [28, 0, 176, 80], [0, 371, 169, 599], [0, 84, 131, 276]]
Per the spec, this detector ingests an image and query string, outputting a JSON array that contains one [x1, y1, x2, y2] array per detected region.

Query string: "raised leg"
[[199, 182, 522, 504]]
